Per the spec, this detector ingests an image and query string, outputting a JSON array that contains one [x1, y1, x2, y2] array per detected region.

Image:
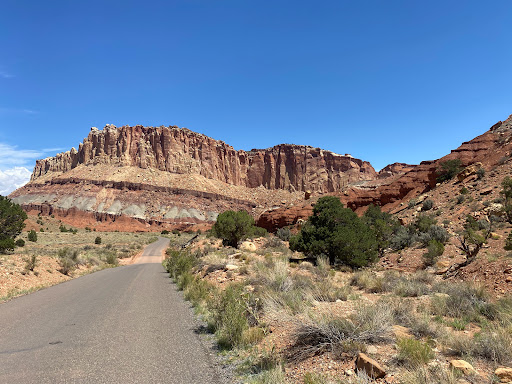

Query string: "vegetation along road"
[[0, 237, 225, 383]]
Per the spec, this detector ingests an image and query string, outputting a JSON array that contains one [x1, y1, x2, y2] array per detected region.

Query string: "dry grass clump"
[[395, 338, 435, 368], [287, 301, 393, 362], [431, 282, 495, 321], [350, 270, 433, 297], [399, 365, 459, 384]]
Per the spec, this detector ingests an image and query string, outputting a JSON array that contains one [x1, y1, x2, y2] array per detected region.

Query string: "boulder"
[[239, 241, 257, 252], [355, 353, 386, 379], [392, 325, 413, 339], [457, 162, 483, 182], [449, 360, 477, 375], [495, 367, 512, 383]]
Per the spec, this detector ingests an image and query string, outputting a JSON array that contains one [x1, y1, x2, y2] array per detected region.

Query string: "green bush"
[[27, 229, 37, 242], [208, 284, 249, 349], [94, 236, 102, 245], [505, 232, 512, 251], [423, 239, 444, 267], [24, 254, 37, 272], [436, 159, 462, 183], [397, 338, 435, 367], [276, 227, 291, 241], [0, 195, 27, 253], [501, 176, 512, 223], [15, 238, 25, 247], [163, 248, 198, 280], [422, 200, 434, 211], [57, 248, 79, 275], [212, 210, 265, 247], [289, 196, 378, 267], [363, 204, 399, 257]]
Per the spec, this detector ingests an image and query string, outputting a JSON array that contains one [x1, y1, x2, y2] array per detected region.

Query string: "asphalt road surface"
[[0, 237, 227, 384]]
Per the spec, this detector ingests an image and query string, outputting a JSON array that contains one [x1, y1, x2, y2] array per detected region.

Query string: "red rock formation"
[[257, 115, 512, 231], [12, 124, 377, 230], [32, 125, 376, 193]]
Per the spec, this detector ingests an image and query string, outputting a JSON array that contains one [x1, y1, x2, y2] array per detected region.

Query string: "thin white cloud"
[[0, 143, 44, 170], [0, 167, 31, 195], [0, 107, 38, 115], [0, 70, 14, 79]]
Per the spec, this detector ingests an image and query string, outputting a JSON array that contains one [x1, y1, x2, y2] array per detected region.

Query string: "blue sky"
[[1, 1, 511, 194]]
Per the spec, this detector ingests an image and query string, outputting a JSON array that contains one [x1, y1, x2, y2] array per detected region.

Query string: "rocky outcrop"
[[32, 125, 376, 193], [378, 163, 416, 179], [257, 115, 512, 231], [13, 124, 378, 230]]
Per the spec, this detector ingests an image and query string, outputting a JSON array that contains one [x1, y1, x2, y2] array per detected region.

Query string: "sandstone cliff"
[[257, 115, 512, 231], [12, 124, 377, 230], [32, 125, 376, 193]]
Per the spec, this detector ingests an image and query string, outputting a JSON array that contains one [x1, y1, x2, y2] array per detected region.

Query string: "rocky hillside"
[[10, 124, 376, 231], [258, 115, 512, 231]]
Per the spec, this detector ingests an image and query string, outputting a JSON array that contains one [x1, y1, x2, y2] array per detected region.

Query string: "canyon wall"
[[31, 125, 376, 193]]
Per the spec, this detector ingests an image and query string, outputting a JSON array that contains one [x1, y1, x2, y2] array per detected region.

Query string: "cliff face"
[[257, 115, 512, 231], [32, 125, 376, 193]]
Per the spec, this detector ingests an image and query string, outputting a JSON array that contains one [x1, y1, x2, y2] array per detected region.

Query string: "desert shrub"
[[0, 196, 27, 254], [15, 238, 25, 247], [27, 230, 37, 242], [161, 229, 170, 235], [290, 196, 378, 268], [394, 278, 431, 297], [242, 327, 266, 346], [276, 227, 291, 241], [103, 250, 118, 265], [473, 324, 512, 364], [163, 248, 198, 280], [390, 226, 414, 250], [212, 210, 265, 247], [423, 239, 444, 267], [312, 280, 351, 302], [476, 167, 486, 180], [363, 204, 400, 257], [422, 200, 434, 211], [264, 236, 285, 249], [208, 284, 250, 349], [502, 176, 512, 223], [94, 236, 102, 245], [303, 372, 329, 384], [287, 301, 392, 362], [57, 248, 79, 275], [24, 254, 37, 272], [436, 159, 462, 183], [456, 195, 465, 204], [247, 366, 286, 384], [396, 338, 434, 367], [400, 365, 459, 384], [408, 199, 417, 209], [432, 282, 494, 321]]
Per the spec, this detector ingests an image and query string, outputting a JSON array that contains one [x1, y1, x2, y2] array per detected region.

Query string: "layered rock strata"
[[11, 125, 377, 230]]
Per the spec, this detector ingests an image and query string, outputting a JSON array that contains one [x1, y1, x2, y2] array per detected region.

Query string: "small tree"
[[28, 229, 37, 242], [212, 210, 263, 247], [363, 204, 399, 257], [289, 196, 378, 267], [445, 215, 492, 277], [436, 159, 463, 183], [95, 236, 102, 245], [501, 176, 512, 223], [0, 196, 27, 253], [423, 239, 444, 267]]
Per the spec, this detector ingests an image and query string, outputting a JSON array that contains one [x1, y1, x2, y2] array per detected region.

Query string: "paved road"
[[0, 237, 226, 384]]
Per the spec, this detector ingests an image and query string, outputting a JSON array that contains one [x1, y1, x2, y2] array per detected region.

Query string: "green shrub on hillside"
[[212, 210, 266, 247], [28, 230, 37, 242], [289, 196, 378, 267], [0, 195, 27, 253], [436, 159, 462, 183]]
